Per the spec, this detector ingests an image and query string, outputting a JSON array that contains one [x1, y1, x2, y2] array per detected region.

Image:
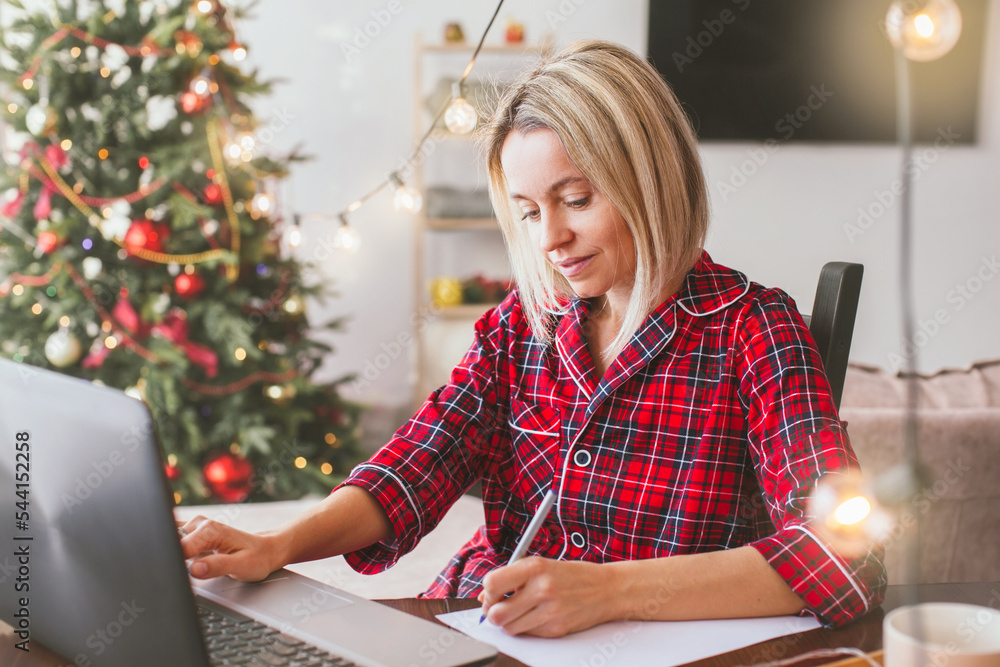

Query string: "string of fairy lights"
[[4, 0, 510, 266], [285, 0, 507, 255]]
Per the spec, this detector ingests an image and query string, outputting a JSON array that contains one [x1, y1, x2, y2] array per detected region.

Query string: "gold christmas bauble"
[[44, 329, 83, 367]]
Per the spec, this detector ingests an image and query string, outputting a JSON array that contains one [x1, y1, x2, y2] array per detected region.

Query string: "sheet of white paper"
[[437, 609, 821, 667]]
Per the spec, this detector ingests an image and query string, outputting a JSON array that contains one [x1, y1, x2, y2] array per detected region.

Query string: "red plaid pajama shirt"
[[341, 252, 886, 627]]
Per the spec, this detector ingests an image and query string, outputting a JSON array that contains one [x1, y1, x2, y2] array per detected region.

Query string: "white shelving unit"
[[410, 36, 552, 407]]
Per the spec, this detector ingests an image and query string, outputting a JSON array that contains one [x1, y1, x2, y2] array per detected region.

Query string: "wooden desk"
[[3, 582, 997, 666]]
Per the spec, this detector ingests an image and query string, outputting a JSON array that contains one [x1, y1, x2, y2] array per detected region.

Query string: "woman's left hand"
[[478, 557, 618, 637]]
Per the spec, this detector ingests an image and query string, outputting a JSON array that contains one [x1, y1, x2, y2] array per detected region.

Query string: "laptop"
[[0, 358, 497, 667]]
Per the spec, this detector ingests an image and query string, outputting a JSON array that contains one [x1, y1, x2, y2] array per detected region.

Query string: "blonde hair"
[[480, 40, 709, 356]]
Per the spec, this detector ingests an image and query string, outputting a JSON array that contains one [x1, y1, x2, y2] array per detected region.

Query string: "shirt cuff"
[[335, 463, 423, 575], [750, 524, 886, 628]]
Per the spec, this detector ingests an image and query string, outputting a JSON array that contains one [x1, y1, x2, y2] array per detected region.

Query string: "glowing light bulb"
[[284, 224, 303, 249], [196, 0, 214, 14], [833, 496, 872, 526], [393, 184, 423, 213], [225, 141, 242, 161], [810, 470, 895, 556], [445, 81, 477, 134], [230, 43, 247, 61], [445, 97, 478, 135], [190, 75, 211, 97], [239, 133, 255, 151], [333, 219, 362, 254], [250, 192, 273, 217], [914, 13, 935, 37], [885, 0, 962, 62], [389, 173, 423, 213]]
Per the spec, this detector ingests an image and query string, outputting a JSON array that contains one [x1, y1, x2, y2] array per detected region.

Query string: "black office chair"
[[800, 262, 864, 411]]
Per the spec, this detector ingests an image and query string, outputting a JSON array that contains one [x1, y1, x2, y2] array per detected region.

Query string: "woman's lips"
[[556, 255, 595, 278]]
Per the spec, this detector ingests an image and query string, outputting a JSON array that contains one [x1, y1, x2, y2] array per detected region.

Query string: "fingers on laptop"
[[178, 516, 230, 557], [188, 552, 246, 580]]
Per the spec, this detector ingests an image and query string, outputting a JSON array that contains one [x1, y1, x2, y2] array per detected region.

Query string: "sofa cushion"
[[842, 359, 1000, 410], [840, 360, 1000, 585]]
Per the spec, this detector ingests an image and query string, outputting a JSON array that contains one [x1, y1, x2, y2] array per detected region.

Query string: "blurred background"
[[231, 0, 998, 447]]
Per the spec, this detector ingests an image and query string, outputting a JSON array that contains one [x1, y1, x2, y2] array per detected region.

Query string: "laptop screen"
[[0, 358, 210, 666]]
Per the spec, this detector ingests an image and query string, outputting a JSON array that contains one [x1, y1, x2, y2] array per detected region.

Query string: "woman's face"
[[501, 128, 636, 307]]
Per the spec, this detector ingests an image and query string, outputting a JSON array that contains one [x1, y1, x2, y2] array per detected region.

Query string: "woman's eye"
[[567, 197, 590, 209], [520, 209, 539, 221]]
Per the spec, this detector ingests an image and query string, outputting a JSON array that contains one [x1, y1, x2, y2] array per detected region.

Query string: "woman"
[[180, 40, 885, 638]]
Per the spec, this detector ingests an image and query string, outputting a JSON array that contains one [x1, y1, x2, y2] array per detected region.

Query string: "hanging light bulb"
[[445, 81, 478, 135], [284, 214, 303, 250], [389, 172, 423, 213], [249, 192, 273, 218], [885, 0, 962, 61], [333, 214, 362, 254]]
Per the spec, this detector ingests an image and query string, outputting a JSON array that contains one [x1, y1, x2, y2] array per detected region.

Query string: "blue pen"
[[480, 488, 558, 624]]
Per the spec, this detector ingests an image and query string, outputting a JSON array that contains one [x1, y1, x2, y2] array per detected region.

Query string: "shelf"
[[412, 36, 546, 410], [431, 303, 501, 319], [425, 217, 499, 231]]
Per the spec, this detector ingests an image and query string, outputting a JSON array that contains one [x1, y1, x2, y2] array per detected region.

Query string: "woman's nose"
[[537, 209, 573, 253]]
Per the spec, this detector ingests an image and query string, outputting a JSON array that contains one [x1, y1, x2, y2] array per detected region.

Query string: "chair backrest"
[[800, 262, 864, 410]]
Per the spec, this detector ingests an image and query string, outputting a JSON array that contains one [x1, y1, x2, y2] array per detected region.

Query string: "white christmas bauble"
[[77, 0, 97, 21], [152, 293, 171, 315], [99, 215, 130, 241], [25, 105, 48, 135], [81, 256, 103, 279], [99, 199, 132, 241], [44, 329, 83, 368], [102, 44, 128, 71], [104, 0, 126, 18], [111, 65, 132, 89], [145, 95, 177, 132], [80, 103, 103, 124], [167, 263, 180, 276]]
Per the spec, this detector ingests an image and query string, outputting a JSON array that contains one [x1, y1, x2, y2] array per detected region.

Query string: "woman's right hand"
[[177, 516, 287, 582]]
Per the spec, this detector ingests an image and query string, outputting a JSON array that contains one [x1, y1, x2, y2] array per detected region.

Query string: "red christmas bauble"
[[124, 219, 169, 255], [203, 451, 254, 503], [174, 272, 205, 298], [203, 183, 223, 205], [36, 230, 61, 254], [180, 91, 209, 114], [165, 463, 181, 482]]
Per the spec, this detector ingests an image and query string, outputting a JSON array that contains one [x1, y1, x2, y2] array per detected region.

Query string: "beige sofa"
[[841, 359, 1000, 585]]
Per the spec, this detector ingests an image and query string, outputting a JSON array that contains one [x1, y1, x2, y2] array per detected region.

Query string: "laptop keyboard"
[[197, 603, 360, 667]]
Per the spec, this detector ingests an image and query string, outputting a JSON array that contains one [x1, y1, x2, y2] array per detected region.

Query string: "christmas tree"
[[0, 0, 363, 504]]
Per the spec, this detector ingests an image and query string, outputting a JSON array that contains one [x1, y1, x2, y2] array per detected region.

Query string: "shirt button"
[[570, 532, 586, 548], [573, 449, 592, 467]]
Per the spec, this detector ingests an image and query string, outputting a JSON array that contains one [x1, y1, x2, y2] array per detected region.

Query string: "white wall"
[[239, 0, 1000, 438]]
